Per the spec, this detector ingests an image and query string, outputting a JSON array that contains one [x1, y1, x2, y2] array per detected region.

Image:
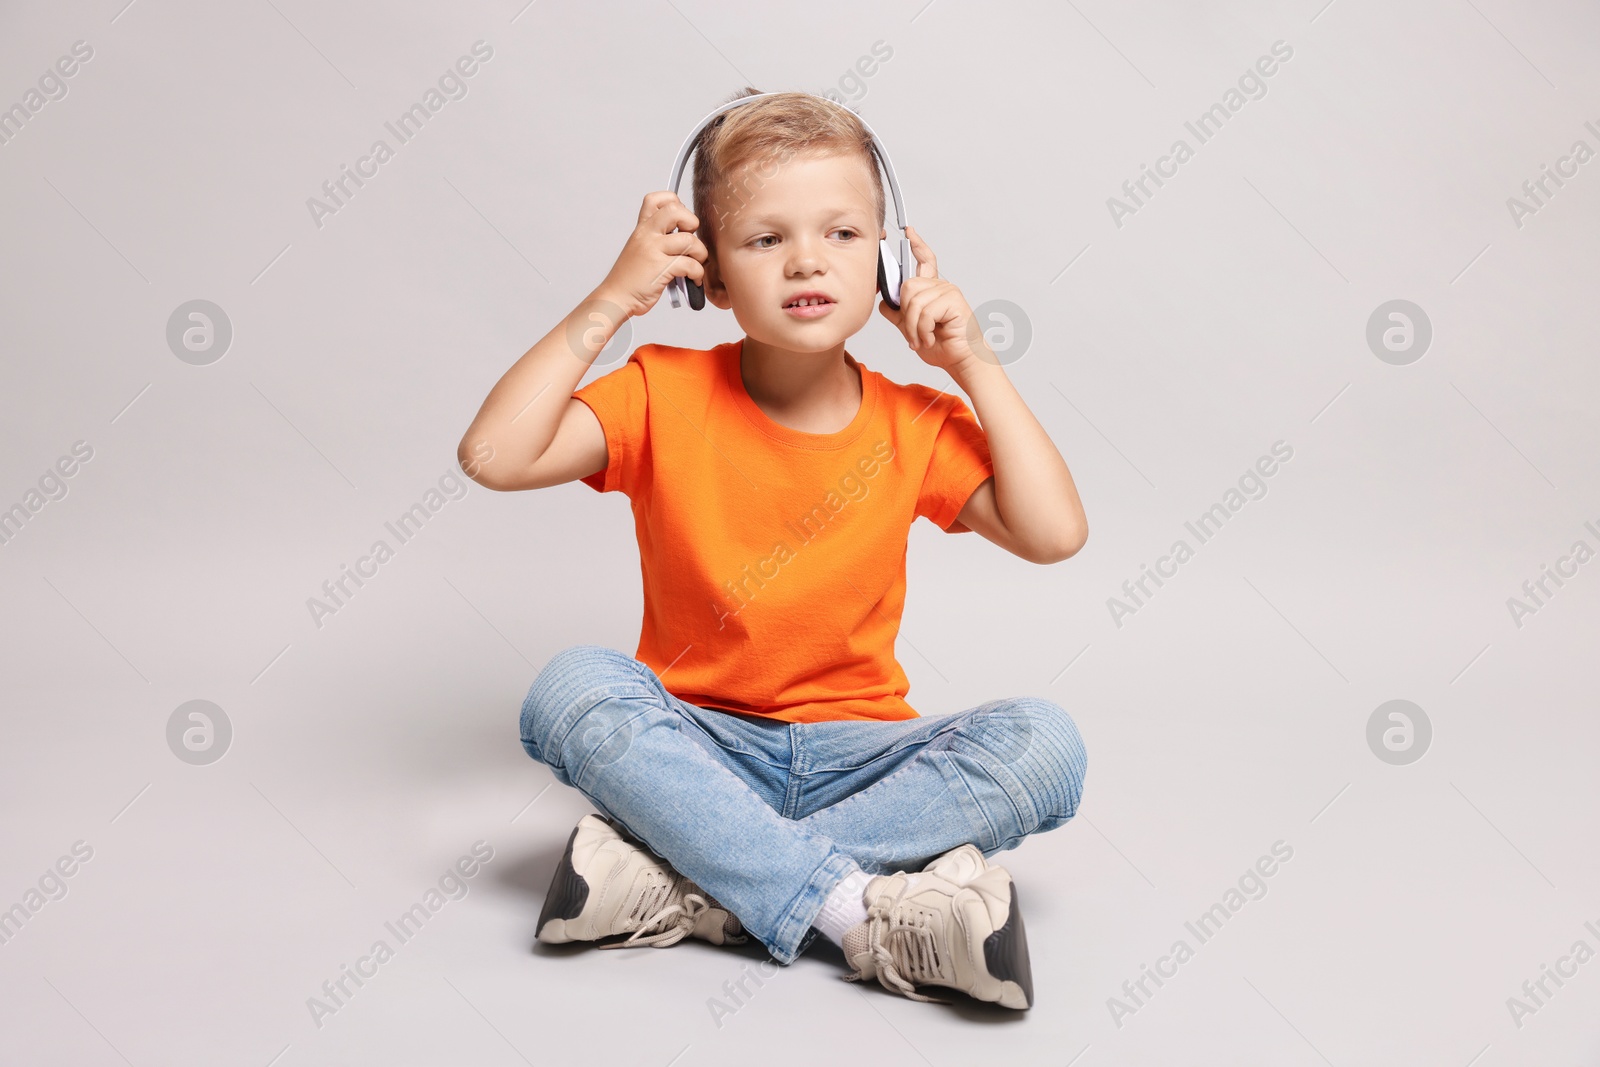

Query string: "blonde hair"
[[689, 88, 885, 261]]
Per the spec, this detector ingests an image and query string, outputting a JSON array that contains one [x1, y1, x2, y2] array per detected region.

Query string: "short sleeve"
[[915, 393, 994, 533], [572, 354, 648, 495]]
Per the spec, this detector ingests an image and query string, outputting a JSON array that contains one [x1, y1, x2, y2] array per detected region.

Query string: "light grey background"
[[3, 0, 1597, 1064]]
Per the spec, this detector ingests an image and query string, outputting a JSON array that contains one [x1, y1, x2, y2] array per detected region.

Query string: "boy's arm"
[[456, 295, 614, 491], [881, 226, 1087, 565], [457, 192, 708, 491], [948, 357, 1088, 565]]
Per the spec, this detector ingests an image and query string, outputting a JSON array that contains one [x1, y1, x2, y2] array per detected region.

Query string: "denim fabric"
[[519, 644, 1088, 965]]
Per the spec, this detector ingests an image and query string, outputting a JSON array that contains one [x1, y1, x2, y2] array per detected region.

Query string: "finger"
[[931, 289, 957, 348], [898, 289, 925, 348], [916, 297, 936, 350], [908, 294, 934, 348], [661, 230, 709, 262], [925, 301, 947, 350], [651, 249, 706, 289], [638, 191, 684, 223], [640, 199, 697, 233], [906, 225, 938, 278], [921, 289, 952, 349], [878, 298, 903, 328], [914, 290, 941, 349], [644, 201, 698, 236]]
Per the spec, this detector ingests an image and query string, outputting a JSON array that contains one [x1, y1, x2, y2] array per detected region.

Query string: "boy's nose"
[[786, 256, 825, 279], [785, 236, 826, 274]]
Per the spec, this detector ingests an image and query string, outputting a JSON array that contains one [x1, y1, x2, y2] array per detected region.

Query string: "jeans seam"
[[536, 685, 656, 773], [525, 677, 652, 732], [799, 717, 964, 774], [769, 849, 856, 964], [671, 707, 777, 763], [944, 749, 1004, 852], [569, 703, 658, 788], [781, 724, 806, 818], [794, 716, 966, 826], [796, 713, 960, 780]]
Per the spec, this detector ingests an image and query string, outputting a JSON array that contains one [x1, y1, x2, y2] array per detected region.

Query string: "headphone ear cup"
[[686, 276, 705, 310], [877, 239, 903, 309]]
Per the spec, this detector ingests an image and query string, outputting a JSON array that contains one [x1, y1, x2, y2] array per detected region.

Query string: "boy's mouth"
[[783, 291, 836, 318]]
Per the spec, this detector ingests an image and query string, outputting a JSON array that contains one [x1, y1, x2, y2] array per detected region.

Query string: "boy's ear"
[[703, 250, 731, 310]]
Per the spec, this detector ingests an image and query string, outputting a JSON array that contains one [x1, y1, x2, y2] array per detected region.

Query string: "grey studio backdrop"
[[1, 0, 1597, 1064]]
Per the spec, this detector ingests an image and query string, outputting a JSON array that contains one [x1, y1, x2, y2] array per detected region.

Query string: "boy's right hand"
[[594, 192, 709, 320]]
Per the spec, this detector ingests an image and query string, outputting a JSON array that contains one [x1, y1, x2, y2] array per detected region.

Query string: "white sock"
[[813, 868, 873, 947]]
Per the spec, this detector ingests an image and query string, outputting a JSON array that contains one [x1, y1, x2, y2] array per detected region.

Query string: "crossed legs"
[[519, 644, 1088, 964]]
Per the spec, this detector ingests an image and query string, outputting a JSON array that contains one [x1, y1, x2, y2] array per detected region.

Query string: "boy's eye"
[[749, 230, 858, 248]]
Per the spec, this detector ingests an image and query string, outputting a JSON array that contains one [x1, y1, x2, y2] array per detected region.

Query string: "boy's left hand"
[[878, 226, 990, 377]]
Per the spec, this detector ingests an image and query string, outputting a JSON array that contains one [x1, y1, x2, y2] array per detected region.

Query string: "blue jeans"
[[519, 644, 1088, 965]]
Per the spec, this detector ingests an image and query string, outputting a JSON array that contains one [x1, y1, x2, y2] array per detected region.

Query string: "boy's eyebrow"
[[735, 205, 874, 227]]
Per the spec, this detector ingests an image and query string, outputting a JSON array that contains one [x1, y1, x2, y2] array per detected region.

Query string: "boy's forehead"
[[715, 149, 878, 224]]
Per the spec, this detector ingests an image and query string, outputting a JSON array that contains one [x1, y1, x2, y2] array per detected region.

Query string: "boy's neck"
[[738, 336, 862, 434]]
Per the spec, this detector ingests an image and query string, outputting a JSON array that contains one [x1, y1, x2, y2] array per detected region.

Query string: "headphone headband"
[[664, 91, 914, 310], [666, 92, 910, 231]]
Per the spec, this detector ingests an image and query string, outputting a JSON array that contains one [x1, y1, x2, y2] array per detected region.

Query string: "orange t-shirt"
[[573, 339, 994, 723]]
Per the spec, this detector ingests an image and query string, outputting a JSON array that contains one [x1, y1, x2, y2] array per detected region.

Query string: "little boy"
[[458, 89, 1088, 1009]]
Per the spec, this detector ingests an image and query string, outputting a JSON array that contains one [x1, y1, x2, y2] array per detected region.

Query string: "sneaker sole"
[[981, 880, 1034, 1009], [535, 820, 591, 944]]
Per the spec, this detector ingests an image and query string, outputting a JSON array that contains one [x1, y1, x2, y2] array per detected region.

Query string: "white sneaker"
[[841, 863, 1033, 1009], [921, 842, 990, 885], [536, 814, 746, 949]]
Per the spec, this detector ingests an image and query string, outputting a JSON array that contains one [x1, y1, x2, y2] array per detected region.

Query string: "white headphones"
[[664, 91, 917, 311]]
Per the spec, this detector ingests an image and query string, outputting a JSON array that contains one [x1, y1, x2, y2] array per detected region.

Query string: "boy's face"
[[703, 149, 883, 353]]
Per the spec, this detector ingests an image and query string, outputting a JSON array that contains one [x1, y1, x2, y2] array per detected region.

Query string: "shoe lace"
[[846, 880, 953, 1005], [597, 870, 744, 950]]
